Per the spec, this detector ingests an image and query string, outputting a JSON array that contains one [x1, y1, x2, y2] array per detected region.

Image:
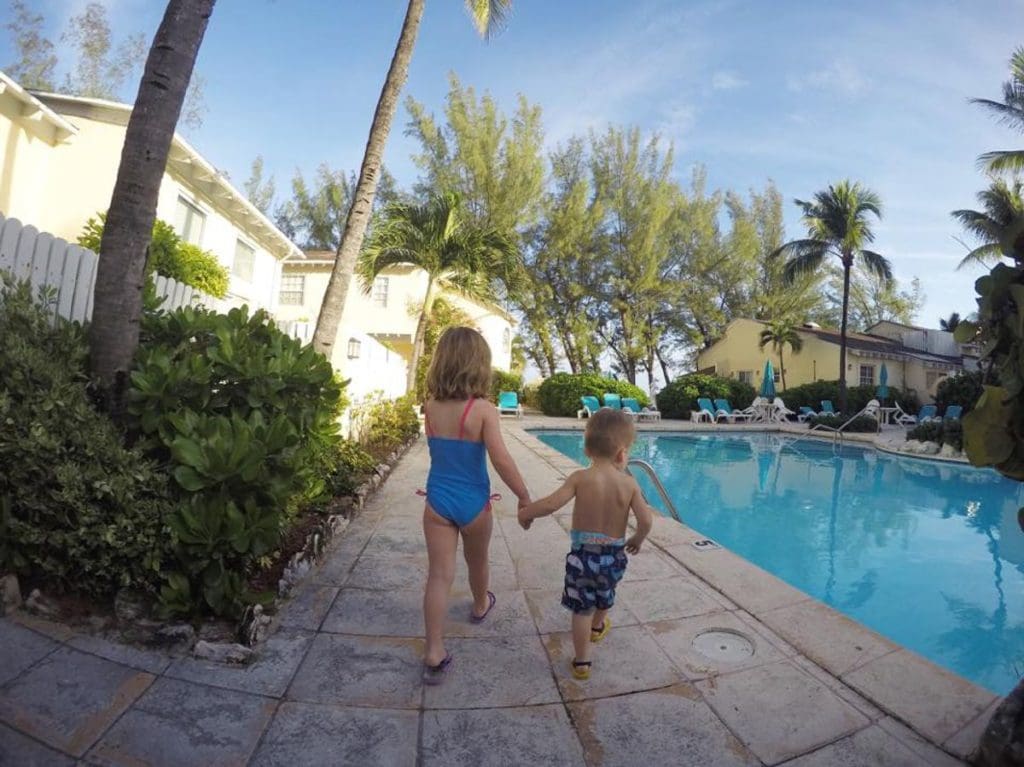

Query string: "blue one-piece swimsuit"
[[425, 398, 492, 527]]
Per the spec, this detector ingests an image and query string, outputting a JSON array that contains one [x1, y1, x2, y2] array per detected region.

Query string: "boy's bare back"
[[568, 464, 642, 539]]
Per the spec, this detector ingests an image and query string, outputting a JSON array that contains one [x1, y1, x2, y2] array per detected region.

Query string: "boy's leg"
[[591, 608, 609, 632], [459, 507, 493, 617], [572, 611, 593, 664], [423, 505, 459, 666]]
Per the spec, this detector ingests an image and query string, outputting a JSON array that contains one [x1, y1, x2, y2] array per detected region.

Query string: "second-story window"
[[279, 274, 304, 305], [175, 196, 206, 245], [233, 239, 255, 282], [372, 276, 389, 307]]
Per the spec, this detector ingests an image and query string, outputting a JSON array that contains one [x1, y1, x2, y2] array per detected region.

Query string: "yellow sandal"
[[571, 659, 592, 680], [590, 617, 611, 643]]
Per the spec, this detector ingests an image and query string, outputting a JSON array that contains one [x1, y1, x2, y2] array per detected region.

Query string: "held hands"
[[625, 533, 645, 555], [517, 499, 532, 530]]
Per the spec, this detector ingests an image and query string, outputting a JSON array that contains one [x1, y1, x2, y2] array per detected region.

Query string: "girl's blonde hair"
[[426, 326, 492, 401]]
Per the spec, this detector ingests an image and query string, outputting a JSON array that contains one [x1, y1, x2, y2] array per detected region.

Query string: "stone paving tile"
[[164, 629, 314, 697], [312, 526, 375, 585], [0, 647, 152, 757], [423, 635, 561, 709], [345, 553, 427, 590], [543, 624, 684, 702], [362, 528, 430, 557], [453, 560, 520, 591], [321, 588, 423, 636], [287, 633, 424, 709], [0, 721, 75, 766], [86, 677, 275, 767], [275, 582, 339, 632], [512, 553, 570, 590], [647, 610, 788, 680], [66, 634, 173, 675], [841, 650, 997, 745], [421, 705, 586, 767], [618, 576, 726, 623], [784, 722, 964, 767], [568, 685, 760, 767], [943, 698, 998, 760], [0, 618, 61, 685], [877, 717, 967, 767], [696, 659, 870, 765], [620, 548, 686, 581], [250, 701, 418, 767], [789, 655, 884, 723], [524, 588, 640, 634], [7, 612, 76, 642], [444, 589, 537, 638]]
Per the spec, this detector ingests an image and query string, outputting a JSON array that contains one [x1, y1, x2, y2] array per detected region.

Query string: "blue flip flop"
[[470, 591, 496, 623], [422, 652, 454, 685]]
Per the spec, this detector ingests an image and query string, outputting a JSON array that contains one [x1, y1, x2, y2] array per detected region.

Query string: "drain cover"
[[692, 630, 755, 662]]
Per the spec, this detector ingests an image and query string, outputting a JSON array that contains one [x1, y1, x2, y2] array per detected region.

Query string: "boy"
[[518, 409, 654, 679]]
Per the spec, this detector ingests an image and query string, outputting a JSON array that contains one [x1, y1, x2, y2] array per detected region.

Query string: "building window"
[[347, 338, 361, 359], [175, 196, 206, 245], [372, 276, 389, 307], [859, 365, 875, 387], [773, 369, 781, 384], [738, 371, 753, 385], [279, 274, 304, 305], [233, 239, 255, 282], [502, 328, 511, 354]]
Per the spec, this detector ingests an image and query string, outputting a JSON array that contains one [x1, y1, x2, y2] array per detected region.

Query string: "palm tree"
[[951, 178, 1024, 268], [311, 0, 512, 360], [771, 181, 892, 412], [939, 312, 962, 332], [89, 0, 215, 413], [973, 46, 1024, 175], [357, 192, 520, 393], [758, 319, 803, 391]]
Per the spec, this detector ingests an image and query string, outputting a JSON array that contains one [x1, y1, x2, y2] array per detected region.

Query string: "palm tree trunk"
[[311, 0, 425, 358], [89, 0, 215, 414], [779, 348, 786, 391], [407, 278, 435, 395], [656, 346, 672, 385], [838, 256, 853, 412]]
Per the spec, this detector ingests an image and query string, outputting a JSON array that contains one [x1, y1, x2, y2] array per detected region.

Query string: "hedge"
[[656, 374, 756, 420], [934, 371, 984, 415], [537, 373, 649, 417], [491, 369, 524, 402], [781, 381, 921, 416]]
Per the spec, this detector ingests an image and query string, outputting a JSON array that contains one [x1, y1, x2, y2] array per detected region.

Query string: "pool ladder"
[[626, 459, 683, 524]]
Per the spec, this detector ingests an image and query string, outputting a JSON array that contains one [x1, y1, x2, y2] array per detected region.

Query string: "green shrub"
[[782, 381, 921, 415], [78, 214, 229, 299], [129, 305, 345, 618], [906, 421, 941, 443], [807, 413, 878, 433], [907, 420, 963, 450], [536, 373, 649, 417], [656, 373, 755, 420], [491, 369, 523, 402], [350, 393, 421, 461], [0, 276, 174, 597], [941, 419, 964, 451], [934, 371, 984, 415], [522, 380, 541, 408]]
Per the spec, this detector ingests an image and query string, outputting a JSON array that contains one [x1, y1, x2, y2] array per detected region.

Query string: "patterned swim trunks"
[[561, 542, 628, 614]]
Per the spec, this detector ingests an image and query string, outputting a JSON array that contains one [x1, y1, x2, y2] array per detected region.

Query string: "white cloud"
[[711, 70, 747, 90], [787, 60, 869, 96], [656, 103, 697, 148]]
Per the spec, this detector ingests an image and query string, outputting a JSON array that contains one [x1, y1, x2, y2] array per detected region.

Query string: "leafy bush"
[[656, 373, 755, 420], [350, 393, 421, 461], [941, 419, 964, 451], [906, 421, 941, 443], [808, 413, 878, 433], [129, 305, 345, 618], [491, 369, 523, 402], [537, 373, 649, 417], [0, 276, 174, 597], [934, 371, 984, 415], [907, 420, 963, 451], [782, 381, 921, 416], [522, 380, 541, 408], [79, 213, 229, 298]]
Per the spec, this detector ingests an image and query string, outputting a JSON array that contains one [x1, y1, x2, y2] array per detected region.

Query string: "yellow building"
[[696, 318, 969, 401]]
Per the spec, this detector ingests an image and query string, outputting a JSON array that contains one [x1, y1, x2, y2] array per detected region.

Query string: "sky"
[[3, 0, 1024, 330]]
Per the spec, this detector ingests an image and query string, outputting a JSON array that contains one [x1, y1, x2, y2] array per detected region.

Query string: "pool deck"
[[0, 422, 999, 766]]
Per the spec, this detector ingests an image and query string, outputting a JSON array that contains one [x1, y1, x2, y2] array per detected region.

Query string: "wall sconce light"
[[347, 338, 361, 359]]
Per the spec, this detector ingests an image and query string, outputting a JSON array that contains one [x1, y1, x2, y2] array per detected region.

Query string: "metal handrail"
[[782, 404, 879, 450], [626, 459, 682, 523]]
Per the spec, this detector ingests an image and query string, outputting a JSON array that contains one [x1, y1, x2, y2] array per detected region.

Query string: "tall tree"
[[89, 0, 215, 408], [972, 46, 1024, 175], [4, 0, 57, 89], [940, 312, 962, 332], [243, 155, 275, 215], [772, 181, 893, 412], [829, 265, 922, 330], [357, 192, 520, 392], [311, 0, 512, 360], [62, 2, 146, 100], [758, 319, 803, 391], [951, 178, 1024, 268]]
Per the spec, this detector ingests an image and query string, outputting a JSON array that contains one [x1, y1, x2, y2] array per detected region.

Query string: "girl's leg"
[[459, 507, 493, 616], [423, 505, 459, 666]]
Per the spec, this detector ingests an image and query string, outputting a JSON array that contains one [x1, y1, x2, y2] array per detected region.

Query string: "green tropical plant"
[[972, 46, 1024, 175], [349, 394, 421, 461], [771, 181, 893, 412], [358, 191, 520, 393], [951, 179, 1024, 269], [655, 373, 755, 420], [781, 381, 920, 416], [758, 319, 803, 391], [536, 373, 649, 418], [934, 370, 984, 414], [939, 312, 963, 331]]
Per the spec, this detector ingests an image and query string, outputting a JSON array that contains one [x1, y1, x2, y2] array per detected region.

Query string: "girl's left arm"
[[481, 404, 531, 506]]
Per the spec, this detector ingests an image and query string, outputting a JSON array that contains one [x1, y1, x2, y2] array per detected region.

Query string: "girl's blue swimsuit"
[[425, 399, 492, 527]]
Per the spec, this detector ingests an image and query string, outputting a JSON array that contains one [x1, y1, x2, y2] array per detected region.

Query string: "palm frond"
[[464, 0, 511, 39], [970, 98, 1024, 132], [956, 243, 1005, 270], [858, 249, 893, 282], [978, 150, 1024, 175]]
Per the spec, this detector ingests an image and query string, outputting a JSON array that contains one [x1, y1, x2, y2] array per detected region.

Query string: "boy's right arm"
[[625, 481, 655, 554], [519, 473, 579, 529]]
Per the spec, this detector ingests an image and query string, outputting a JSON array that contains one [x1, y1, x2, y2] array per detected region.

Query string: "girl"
[[420, 326, 531, 684]]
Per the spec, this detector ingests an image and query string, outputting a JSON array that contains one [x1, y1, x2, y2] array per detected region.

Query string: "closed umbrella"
[[760, 360, 776, 399], [876, 363, 889, 402]]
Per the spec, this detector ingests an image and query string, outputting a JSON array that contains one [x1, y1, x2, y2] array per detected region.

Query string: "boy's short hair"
[[584, 409, 636, 458]]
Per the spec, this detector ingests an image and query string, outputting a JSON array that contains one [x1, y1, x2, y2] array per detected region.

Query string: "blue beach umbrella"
[[877, 363, 889, 402], [760, 360, 776, 399]]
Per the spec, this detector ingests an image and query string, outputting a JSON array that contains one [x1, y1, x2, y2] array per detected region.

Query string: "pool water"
[[535, 430, 1024, 694]]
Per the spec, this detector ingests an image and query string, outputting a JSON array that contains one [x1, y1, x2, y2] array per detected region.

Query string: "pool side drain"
[[692, 629, 755, 662]]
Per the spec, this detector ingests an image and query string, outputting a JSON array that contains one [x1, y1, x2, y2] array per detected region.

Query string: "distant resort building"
[[697, 318, 976, 401]]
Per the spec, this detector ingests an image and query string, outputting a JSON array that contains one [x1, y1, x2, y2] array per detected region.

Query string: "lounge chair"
[[797, 406, 817, 423], [821, 400, 840, 416], [603, 392, 638, 419], [692, 397, 720, 423], [943, 405, 963, 422], [715, 399, 753, 422], [892, 402, 918, 426], [497, 391, 523, 419], [772, 397, 796, 422], [918, 404, 939, 423], [623, 397, 661, 422], [577, 395, 602, 419]]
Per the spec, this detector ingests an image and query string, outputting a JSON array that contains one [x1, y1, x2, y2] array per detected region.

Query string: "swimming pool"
[[534, 430, 1024, 694]]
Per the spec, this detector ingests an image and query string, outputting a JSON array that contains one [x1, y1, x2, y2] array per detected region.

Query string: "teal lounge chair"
[[696, 397, 727, 422], [623, 397, 661, 421], [943, 405, 963, 421], [918, 404, 939, 423], [603, 393, 623, 410], [497, 391, 522, 419], [821, 400, 839, 415], [797, 406, 817, 423], [714, 399, 753, 422], [577, 395, 602, 419]]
